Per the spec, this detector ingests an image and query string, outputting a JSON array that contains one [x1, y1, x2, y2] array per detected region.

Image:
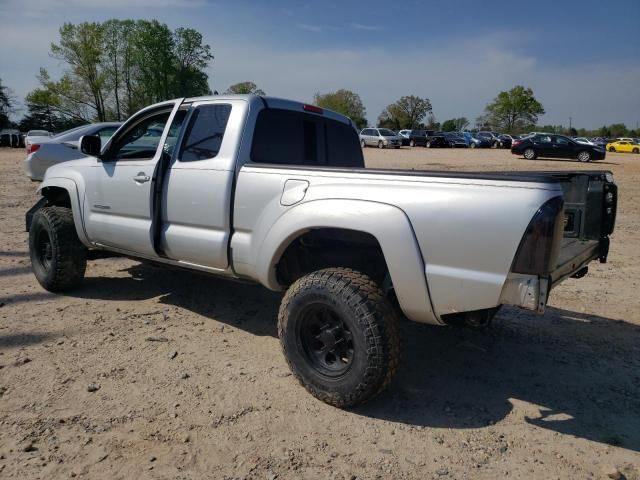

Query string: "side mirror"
[[80, 134, 102, 158]]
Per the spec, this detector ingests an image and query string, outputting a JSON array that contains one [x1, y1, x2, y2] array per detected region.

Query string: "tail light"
[[512, 196, 564, 276], [27, 144, 41, 154], [512, 140, 522, 148], [303, 104, 323, 114]]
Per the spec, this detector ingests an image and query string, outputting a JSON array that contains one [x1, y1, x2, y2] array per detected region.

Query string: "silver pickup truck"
[[26, 95, 617, 407]]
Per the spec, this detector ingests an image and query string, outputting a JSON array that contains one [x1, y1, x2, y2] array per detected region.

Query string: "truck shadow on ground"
[[70, 262, 639, 452]]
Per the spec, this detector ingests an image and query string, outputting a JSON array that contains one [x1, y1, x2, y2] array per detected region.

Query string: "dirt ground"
[[1, 146, 639, 480]]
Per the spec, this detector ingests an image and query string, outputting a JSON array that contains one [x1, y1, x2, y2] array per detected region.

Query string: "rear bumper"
[[499, 238, 604, 313]]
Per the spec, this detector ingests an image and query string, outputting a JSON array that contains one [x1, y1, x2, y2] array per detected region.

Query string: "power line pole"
[[569, 116, 572, 133]]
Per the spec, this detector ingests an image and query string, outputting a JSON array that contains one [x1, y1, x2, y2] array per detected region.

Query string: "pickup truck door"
[[159, 98, 246, 269], [83, 100, 184, 256]]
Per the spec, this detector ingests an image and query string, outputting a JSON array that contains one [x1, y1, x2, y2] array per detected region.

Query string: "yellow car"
[[606, 140, 640, 154]]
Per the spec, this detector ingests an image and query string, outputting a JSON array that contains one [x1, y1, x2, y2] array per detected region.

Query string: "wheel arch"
[[255, 199, 439, 324], [36, 178, 90, 247]]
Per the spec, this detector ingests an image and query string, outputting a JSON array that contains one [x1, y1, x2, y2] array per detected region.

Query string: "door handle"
[[133, 172, 150, 183]]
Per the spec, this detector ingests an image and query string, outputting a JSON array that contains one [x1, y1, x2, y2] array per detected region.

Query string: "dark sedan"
[[425, 132, 449, 148], [398, 129, 428, 147], [444, 133, 468, 148], [511, 134, 606, 162]]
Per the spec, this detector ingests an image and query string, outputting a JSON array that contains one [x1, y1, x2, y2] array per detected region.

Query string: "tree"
[[441, 117, 469, 132], [482, 85, 544, 132], [225, 81, 265, 95], [0, 78, 14, 129], [313, 89, 367, 128], [377, 95, 432, 130], [25, 20, 215, 124]]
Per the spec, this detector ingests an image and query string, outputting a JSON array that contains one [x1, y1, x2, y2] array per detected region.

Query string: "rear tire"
[[523, 148, 537, 160], [609, 147, 616, 152], [278, 268, 400, 408], [426, 141, 431, 148], [470, 142, 477, 149], [577, 151, 591, 162], [29, 206, 87, 292], [633, 148, 639, 154], [409, 139, 415, 147], [378, 141, 383, 149]]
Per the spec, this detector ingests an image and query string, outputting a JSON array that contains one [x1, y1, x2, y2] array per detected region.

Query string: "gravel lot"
[[1, 146, 639, 479]]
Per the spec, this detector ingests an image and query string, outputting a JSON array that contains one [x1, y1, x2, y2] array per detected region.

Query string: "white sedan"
[[24, 123, 121, 181]]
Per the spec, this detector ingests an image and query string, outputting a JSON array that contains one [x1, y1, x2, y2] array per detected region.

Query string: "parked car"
[[0, 129, 23, 148], [24, 122, 121, 181], [462, 132, 492, 148], [398, 129, 428, 147], [359, 128, 402, 148], [25, 129, 53, 151], [606, 140, 640, 154], [425, 131, 449, 148], [591, 137, 608, 149], [476, 131, 501, 148], [498, 134, 513, 148], [511, 134, 606, 162], [444, 132, 467, 148], [572, 137, 596, 145], [26, 94, 617, 407]]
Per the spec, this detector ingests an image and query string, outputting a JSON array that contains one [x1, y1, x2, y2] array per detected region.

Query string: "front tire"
[[426, 141, 431, 148], [29, 206, 87, 292], [577, 151, 591, 162], [360, 139, 366, 148], [609, 147, 616, 152], [378, 141, 383, 149], [470, 142, 477, 149], [523, 148, 537, 160], [633, 148, 639, 154], [278, 268, 400, 408], [409, 139, 415, 147]]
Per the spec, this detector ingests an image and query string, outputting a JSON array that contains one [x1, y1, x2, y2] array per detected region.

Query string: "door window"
[[179, 104, 232, 161], [554, 136, 570, 146], [97, 126, 119, 147], [109, 111, 171, 160]]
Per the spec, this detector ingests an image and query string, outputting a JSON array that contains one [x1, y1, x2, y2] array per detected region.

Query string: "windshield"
[[378, 129, 396, 137], [54, 125, 90, 140], [28, 130, 50, 136]]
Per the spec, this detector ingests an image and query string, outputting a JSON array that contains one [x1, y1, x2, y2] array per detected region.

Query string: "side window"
[[97, 127, 118, 147], [164, 109, 188, 157], [109, 111, 171, 160], [555, 136, 569, 145], [179, 104, 232, 161], [251, 108, 363, 168]]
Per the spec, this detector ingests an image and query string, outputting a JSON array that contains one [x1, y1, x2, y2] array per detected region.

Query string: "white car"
[[572, 137, 596, 145], [24, 129, 52, 150], [24, 122, 121, 181]]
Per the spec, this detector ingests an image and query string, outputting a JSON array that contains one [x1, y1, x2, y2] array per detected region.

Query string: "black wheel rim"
[[298, 304, 354, 378], [35, 228, 53, 271]]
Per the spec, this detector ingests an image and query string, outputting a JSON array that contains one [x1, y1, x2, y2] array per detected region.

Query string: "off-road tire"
[[523, 148, 537, 160], [278, 268, 400, 408], [29, 206, 87, 292]]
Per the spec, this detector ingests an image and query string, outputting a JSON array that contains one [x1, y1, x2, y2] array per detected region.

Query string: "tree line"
[[2, 21, 637, 138]]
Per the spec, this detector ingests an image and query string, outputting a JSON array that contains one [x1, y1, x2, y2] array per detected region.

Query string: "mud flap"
[[25, 198, 48, 232]]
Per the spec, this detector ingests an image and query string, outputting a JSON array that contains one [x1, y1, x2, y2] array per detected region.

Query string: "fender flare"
[[36, 177, 91, 247], [256, 199, 440, 324]]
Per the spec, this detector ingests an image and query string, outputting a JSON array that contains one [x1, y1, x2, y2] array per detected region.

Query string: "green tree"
[[51, 22, 108, 121], [378, 95, 432, 130], [313, 89, 367, 128], [173, 28, 214, 98], [225, 81, 265, 95], [0, 78, 14, 129], [26, 20, 215, 124], [483, 85, 544, 132], [441, 117, 469, 132]]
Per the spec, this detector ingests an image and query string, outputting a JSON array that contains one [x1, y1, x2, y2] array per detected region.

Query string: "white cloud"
[[296, 23, 324, 33], [350, 23, 384, 31]]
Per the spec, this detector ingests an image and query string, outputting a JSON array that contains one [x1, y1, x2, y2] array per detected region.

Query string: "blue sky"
[[1, 0, 639, 128]]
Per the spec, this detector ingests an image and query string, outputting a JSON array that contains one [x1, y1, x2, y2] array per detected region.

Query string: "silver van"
[[359, 128, 402, 149]]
